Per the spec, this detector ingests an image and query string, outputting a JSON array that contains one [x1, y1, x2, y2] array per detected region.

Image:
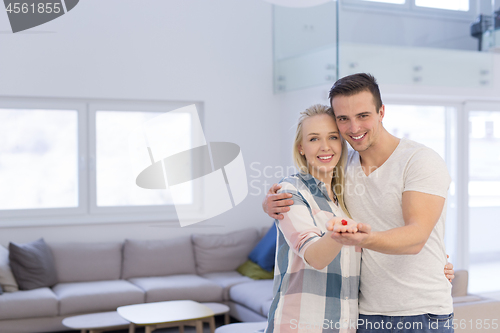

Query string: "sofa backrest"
[[191, 228, 260, 275], [121, 236, 196, 279], [451, 269, 468, 297], [49, 242, 122, 283]]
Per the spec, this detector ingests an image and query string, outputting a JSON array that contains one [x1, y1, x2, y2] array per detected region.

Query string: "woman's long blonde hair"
[[292, 104, 350, 217]]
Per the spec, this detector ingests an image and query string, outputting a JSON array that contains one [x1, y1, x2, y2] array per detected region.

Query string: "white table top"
[[117, 300, 215, 325], [201, 302, 230, 315], [62, 311, 130, 330]]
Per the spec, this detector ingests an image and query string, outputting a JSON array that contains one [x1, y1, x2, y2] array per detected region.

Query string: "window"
[[466, 105, 500, 294], [383, 103, 458, 264], [0, 108, 78, 210], [383, 104, 450, 157], [343, 0, 473, 18], [360, 0, 405, 4], [343, 0, 409, 9], [415, 0, 469, 11], [0, 99, 203, 226], [95, 110, 187, 207], [383, 101, 500, 294]]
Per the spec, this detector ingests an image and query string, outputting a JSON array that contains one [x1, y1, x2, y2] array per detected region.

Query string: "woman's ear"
[[297, 144, 302, 155]]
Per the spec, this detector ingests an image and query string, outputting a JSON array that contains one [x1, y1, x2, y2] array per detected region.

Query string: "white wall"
[[1, 0, 499, 247], [0, 0, 281, 246]]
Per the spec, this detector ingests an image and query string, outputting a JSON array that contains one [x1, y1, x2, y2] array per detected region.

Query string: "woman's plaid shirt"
[[266, 173, 361, 333]]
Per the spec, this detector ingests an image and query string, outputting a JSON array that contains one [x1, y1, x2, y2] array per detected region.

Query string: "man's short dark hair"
[[329, 73, 383, 113]]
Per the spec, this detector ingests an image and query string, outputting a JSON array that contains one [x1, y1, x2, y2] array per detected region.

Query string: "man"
[[263, 73, 454, 333]]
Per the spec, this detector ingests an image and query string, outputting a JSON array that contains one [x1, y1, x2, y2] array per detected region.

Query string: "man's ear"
[[379, 105, 385, 122]]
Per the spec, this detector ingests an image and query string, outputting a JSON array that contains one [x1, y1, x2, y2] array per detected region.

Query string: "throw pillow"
[[9, 239, 58, 290], [248, 224, 277, 272], [0, 245, 19, 292], [192, 228, 260, 275], [237, 260, 274, 280]]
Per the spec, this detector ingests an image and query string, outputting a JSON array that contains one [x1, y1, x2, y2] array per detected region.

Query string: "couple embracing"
[[262, 73, 455, 333]]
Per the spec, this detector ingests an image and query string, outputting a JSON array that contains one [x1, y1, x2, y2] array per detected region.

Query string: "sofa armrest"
[[453, 295, 484, 304], [453, 299, 500, 332], [451, 270, 468, 297]]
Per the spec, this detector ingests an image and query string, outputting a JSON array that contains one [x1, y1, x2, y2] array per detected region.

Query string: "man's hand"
[[262, 184, 294, 220], [344, 191, 445, 255]]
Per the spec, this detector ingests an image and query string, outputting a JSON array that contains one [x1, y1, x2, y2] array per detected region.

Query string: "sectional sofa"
[[0, 227, 274, 333], [2, 227, 499, 333], [449, 270, 500, 333]]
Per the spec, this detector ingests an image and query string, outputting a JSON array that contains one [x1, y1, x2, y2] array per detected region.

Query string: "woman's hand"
[[326, 217, 359, 233], [326, 217, 372, 247]]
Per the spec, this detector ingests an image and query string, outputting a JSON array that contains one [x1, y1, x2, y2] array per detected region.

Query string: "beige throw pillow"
[[192, 228, 260, 275], [0, 245, 19, 292]]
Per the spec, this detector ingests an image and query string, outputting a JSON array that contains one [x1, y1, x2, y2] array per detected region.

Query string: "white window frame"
[[0, 97, 205, 228]]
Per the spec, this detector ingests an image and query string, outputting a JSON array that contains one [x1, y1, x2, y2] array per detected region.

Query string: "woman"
[[266, 104, 360, 333]]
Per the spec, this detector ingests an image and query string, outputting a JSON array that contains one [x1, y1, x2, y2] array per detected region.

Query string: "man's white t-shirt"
[[344, 138, 453, 316]]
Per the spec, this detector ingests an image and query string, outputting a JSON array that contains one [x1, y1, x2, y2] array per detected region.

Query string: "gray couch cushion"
[[0, 245, 18, 292], [9, 239, 58, 290], [215, 322, 268, 333], [202, 271, 253, 301], [52, 280, 144, 315], [122, 237, 196, 279], [453, 295, 484, 304], [261, 299, 273, 318], [0, 287, 58, 320], [227, 301, 268, 322], [451, 269, 468, 297], [229, 280, 274, 316], [128, 274, 223, 303], [49, 242, 122, 283], [192, 228, 260, 275]]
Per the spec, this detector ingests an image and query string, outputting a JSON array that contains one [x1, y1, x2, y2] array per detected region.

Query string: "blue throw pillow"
[[248, 224, 277, 272]]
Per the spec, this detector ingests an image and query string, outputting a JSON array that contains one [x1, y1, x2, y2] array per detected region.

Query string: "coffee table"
[[62, 311, 131, 333], [117, 300, 215, 333], [202, 302, 230, 325]]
